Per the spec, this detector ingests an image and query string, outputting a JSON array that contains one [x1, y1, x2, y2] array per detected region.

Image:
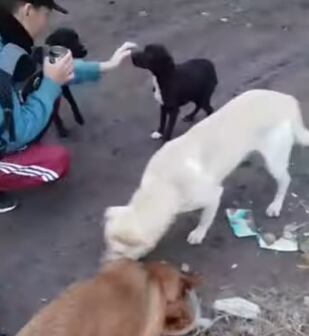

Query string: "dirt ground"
[[1, 0, 309, 333]]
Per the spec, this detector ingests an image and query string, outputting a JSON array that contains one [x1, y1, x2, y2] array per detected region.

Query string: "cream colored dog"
[[104, 90, 309, 260]]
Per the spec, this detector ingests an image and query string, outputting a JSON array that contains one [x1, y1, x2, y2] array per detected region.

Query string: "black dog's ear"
[[146, 44, 175, 70]]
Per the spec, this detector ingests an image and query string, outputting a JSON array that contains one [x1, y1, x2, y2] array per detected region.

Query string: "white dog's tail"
[[293, 101, 309, 146]]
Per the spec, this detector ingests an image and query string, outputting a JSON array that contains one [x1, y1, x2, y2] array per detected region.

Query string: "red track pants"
[[0, 144, 70, 192]]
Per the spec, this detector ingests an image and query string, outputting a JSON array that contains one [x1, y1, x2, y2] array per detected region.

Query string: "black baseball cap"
[[27, 0, 68, 14]]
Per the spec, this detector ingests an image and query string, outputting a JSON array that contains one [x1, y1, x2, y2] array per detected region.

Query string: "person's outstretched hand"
[[100, 42, 138, 72], [43, 51, 74, 85]]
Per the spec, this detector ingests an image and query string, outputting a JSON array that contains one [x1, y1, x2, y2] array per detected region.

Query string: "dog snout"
[[76, 46, 88, 58], [131, 51, 148, 68]]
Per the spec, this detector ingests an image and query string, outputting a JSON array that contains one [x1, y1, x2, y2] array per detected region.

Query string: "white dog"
[[104, 90, 309, 260]]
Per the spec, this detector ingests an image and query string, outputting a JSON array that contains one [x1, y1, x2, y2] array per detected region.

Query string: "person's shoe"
[[0, 193, 18, 213]]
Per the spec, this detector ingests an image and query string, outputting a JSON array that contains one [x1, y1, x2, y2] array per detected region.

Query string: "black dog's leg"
[[183, 104, 201, 122], [202, 87, 216, 116], [52, 97, 70, 138], [202, 101, 214, 116], [151, 105, 168, 139], [54, 113, 70, 138], [62, 86, 85, 125], [204, 104, 214, 115], [158, 105, 168, 134], [163, 110, 179, 141]]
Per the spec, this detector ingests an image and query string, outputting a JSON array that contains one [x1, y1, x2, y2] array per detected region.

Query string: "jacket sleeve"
[[1, 61, 100, 152], [9, 77, 61, 148], [70, 60, 101, 85]]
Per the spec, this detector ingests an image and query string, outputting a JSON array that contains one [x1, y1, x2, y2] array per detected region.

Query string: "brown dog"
[[16, 260, 200, 336]]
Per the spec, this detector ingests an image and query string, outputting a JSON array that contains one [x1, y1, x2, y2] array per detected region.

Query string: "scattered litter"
[[304, 296, 309, 306], [299, 238, 309, 254], [297, 264, 309, 270], [213, 297, 261, 319], [258, 236, 298, 252], [200, 11, 210, 16], [298, 224, 309, 254], [282, 222, 307, 240], [298, 200, 309, 214], [220, 17, 229, 23], [138, 10, 149, 17], [245, 22, 253, 28], [181, 263, 190, 273], [226, 209, 256, 238], [261, 232, 277, 246], [226, 209, 305, 253], [196, 317, 214, 329], [231, 263, 238, 270]]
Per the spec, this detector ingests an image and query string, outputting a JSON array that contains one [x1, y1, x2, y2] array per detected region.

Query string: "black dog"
[[46, 28, 88, 137], [132, 44, 218, 141], [32, 28, 88, 137]]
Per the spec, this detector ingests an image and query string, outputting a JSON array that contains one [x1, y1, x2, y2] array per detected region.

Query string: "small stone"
[[220, 17, 229, 23], [201, 11, 210, 16], [304, 296, 309, 306], [246, 22, 253, 28], [40, 298, 47, 303], [231, 264, 238, 269], [261, 233, 277, 246], [138, 10, 149, 17], [291, 193, 298, 198]]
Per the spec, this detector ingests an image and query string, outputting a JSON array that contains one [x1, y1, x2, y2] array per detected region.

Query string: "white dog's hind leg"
[[259, 125, 293, 218], [187, 186, 223, 245]]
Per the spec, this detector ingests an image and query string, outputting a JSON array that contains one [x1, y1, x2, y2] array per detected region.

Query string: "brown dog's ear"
[[145, 262, 181, 302]]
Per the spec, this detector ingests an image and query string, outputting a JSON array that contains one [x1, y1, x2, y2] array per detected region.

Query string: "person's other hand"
[[43, 51, 75, 85]]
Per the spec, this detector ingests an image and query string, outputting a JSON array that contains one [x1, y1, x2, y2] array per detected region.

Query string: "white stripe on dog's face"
[[152, 76, 163, 105]]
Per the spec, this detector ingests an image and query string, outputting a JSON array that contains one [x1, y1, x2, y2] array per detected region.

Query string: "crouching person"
[[0, 0, 136, 212]]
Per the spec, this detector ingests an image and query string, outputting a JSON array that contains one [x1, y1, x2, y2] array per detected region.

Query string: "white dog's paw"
[[266, 201, 282, 218], [151, 131, 163, 140], [187, 228, 205, 245]]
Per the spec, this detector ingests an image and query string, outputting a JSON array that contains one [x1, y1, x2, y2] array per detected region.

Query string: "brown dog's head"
[[145, 261, 202, 331]]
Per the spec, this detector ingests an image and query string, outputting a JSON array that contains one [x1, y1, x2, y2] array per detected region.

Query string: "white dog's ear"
[[104, 206, 127, 221]]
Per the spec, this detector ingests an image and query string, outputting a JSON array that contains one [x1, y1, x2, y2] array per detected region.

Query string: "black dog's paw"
[[150, 131, 163, 140], [183, 114, 195, 122], [74, 113, 85, 125], [57, 126, 70, 138], [162, 135, 172, 142]]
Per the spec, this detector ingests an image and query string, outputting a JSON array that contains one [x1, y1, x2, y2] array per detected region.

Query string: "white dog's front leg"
[[187, 187, 223, 245]]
